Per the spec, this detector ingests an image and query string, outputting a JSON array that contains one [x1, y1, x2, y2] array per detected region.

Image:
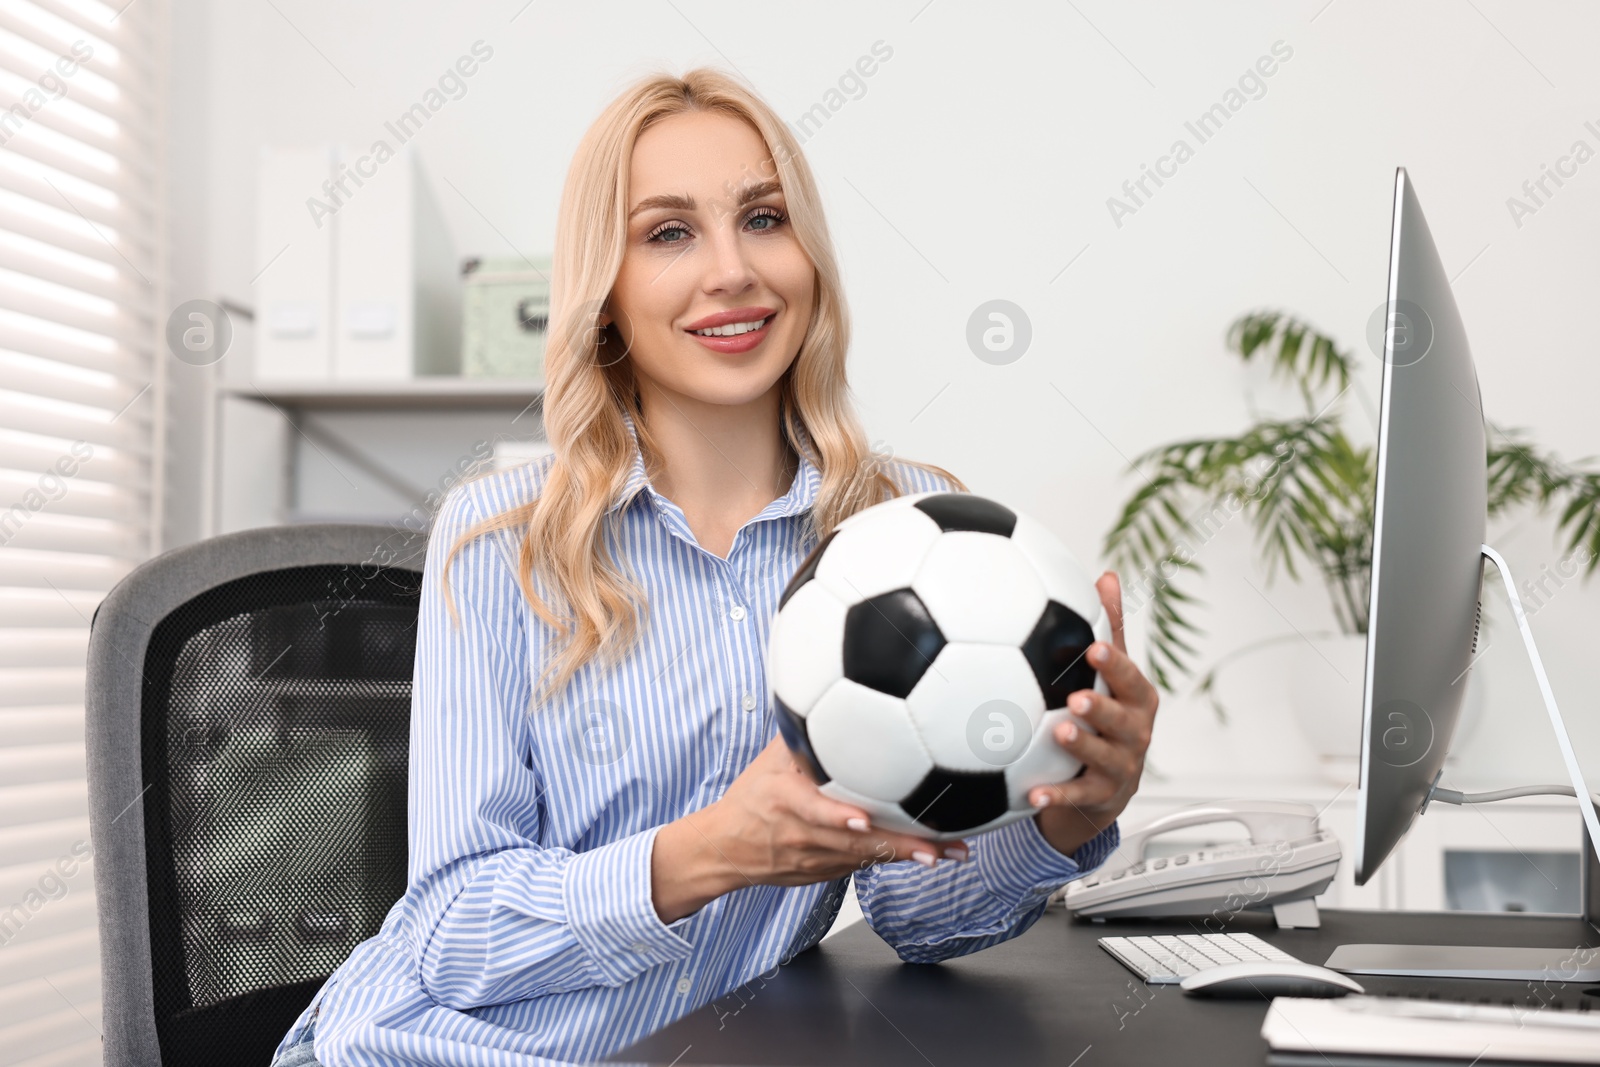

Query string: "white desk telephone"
[[1059, 799, 1342, 929]]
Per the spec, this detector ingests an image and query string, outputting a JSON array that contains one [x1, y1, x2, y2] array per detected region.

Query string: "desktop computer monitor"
[[1353, 167, 1488, 885], [1333, 168, 1600, 979]]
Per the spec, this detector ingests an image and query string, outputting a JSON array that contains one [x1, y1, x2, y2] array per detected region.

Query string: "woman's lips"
[[685, 312, 775, 355]]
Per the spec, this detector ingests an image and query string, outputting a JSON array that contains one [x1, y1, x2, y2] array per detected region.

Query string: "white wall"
[[165, 0, 1600, 795]]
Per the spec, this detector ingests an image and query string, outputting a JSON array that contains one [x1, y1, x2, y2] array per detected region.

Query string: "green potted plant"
[[1103, 310, 1600, 777]]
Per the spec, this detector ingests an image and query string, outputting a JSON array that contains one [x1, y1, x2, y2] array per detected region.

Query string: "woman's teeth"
[[693, 316, 769, 337]]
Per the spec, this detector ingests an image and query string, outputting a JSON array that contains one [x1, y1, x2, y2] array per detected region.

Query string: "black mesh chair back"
[[87, 524, 427, 1067]]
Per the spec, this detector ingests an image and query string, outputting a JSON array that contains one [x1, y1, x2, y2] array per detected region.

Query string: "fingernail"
[[943, 846, 969, 862], [1091, 644, 1108, 664], [1071, 693, 1090, 714], [847, 817, 868, 832], [1061, 720, 1079, 742], [1031, 791, 1049, 808], [912, 849, 937, 867]]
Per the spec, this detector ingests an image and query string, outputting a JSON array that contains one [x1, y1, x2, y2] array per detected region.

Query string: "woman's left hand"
[[1030, 570, 1160, 857]]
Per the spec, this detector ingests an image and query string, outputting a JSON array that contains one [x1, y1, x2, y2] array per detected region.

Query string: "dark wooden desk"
[[610, 907, 1600, 1066]]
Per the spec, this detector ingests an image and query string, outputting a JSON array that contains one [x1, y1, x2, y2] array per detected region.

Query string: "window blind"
[[0, 0, 165, 1063]]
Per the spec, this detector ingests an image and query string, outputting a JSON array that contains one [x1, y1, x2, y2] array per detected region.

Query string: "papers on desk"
[[1262, 995, 1600, 1065]]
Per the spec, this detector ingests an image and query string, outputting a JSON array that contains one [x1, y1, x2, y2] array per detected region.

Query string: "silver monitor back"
[[1354, 168, 1487, 885]]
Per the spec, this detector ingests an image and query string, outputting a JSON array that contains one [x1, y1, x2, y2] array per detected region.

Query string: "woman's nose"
[[700, 226, 758, 295]]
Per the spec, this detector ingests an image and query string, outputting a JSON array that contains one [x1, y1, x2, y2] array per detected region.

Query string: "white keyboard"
[[1099, 931, 1305, 984]]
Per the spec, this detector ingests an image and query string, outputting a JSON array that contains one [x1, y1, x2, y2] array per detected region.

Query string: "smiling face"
[[607, 109, 816, 411]]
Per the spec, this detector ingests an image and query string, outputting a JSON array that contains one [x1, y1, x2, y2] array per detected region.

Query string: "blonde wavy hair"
[[444, 67, 964, 712]]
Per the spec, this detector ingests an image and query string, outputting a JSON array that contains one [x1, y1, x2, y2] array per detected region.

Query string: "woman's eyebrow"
[[627, 178, 784, 221], [730, 177, 783, 206], [628, 192, 695, 219]]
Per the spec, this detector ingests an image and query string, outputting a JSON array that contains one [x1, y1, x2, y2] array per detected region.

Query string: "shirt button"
[[630, 942, 648, 953], [729, 605, 747, 621], [675, 976, 692, 995], [741, 692, 758, 712]]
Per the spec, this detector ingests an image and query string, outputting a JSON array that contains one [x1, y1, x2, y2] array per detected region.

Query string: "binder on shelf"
[[334, 143, 460, 379], [253, 147, 334, 381], [251, 144, 460, 382]]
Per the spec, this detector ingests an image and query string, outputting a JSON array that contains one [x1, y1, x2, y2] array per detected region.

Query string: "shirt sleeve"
[[853, 816, 1119, 964], [405, 484, 695, 1010]]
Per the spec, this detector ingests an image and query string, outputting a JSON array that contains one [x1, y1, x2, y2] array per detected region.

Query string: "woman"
[[270, 68, 1158, 1067]]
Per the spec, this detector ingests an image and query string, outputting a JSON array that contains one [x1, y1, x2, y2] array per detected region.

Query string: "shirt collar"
[[607, 407, 820, 520]]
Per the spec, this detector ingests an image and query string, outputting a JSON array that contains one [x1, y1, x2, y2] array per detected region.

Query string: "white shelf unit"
[[208, 377, 546, 535], [220, 378, 545, 411]]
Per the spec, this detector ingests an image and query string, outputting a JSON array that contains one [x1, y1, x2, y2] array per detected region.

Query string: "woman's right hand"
[[650, 737, 968, 923]]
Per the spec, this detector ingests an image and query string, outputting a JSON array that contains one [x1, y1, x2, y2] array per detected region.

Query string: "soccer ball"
[[768, 491, 1112, 841]]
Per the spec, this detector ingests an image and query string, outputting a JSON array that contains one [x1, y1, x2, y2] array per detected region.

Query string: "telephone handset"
[[1060, 799, 1342, 929]]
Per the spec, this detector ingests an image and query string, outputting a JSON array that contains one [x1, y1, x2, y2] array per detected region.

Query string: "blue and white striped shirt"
[[274, 411, 1119, 1067]]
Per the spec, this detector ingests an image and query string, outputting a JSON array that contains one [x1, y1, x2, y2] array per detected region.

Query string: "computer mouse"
[[1179, 960, 1365, 999]]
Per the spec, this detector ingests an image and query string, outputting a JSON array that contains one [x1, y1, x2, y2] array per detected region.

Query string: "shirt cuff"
[[562, 823, 695, 987], [976, 815, 1121, 903]]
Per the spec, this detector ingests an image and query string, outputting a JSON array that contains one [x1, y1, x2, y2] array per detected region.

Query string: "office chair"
[[86, 523, 427, 1067]]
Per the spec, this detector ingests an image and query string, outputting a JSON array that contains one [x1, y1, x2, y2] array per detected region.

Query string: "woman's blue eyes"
[[645, 207, 786, 244], [648, 223, 690, 243]]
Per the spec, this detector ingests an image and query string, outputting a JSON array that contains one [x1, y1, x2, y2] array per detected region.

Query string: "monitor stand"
[[1325, 544, 1600, 982]]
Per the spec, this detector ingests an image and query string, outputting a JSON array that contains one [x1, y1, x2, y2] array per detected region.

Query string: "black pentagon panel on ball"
[[779, 529, 837, 610], [1020, 600, 1099, 710], [912, 492, 1016, 537], [774, 697, 829, 784], [842, 589, 945, 699], [900, 767, 1009, 834]]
